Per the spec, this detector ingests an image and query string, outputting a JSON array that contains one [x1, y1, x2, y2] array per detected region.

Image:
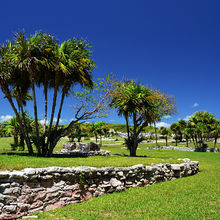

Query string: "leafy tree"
[[0, 32, 108, 156], [110, 80, 176, 156], [160, 127, 171, 146], [211, 119, 220, 148], [178, 119, 187, 142], [68, 123, 88, 142], [170, 122, 180, 146], [89, 121, 108, 145], [189, 111, 215, 148]]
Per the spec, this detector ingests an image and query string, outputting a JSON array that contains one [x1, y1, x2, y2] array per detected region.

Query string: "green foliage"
[[173, 111, 220, 148], [110, 80, 176, 156], [35, 151, 220, 220], [0, 31, 102, 156]]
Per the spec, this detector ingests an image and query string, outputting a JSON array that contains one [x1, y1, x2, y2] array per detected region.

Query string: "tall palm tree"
[[211, 119, 220, 148], [46, 39, 95, 156], [161, 127, 171, 146], [11, 32, 57, 155], [170, 122, 180, 146], [110, 80, 176, 156]]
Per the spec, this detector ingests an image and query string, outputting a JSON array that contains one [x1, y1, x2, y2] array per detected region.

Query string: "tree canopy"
[[110, 80, 176, 156], [0, 32, 108, 156]]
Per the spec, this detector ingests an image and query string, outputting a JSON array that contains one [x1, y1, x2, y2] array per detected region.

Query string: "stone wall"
[[147, 146, 220, 152], [0, 159, 199, 219]]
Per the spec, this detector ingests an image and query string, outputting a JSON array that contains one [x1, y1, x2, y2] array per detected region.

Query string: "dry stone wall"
[[147, 146, 220, 152], [0, 159, 199, 219]]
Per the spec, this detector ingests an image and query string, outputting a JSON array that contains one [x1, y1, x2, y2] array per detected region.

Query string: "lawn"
[[0, 137, 220, 219], [34, 149, 219, 219]]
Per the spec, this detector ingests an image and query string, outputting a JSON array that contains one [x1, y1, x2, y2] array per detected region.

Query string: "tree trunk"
[[55, 89, 66, 131], [154, 122, 158, 146], [20, 133, 25, 151], [100, 136, 102, 146], [214, 136, 217, 148], [186, 136, 188, 147], [192, 135, 196, 147], [130, 146, 137, 157], [125, 113, 130, 140], [1, 86, 34, 155], [47, 72, 60, 150], [175, 132, 178, 146], [165, 136, 168, 146], [29, 71, 41, 156], [43, 83, 48, 134], [195, 135, 198, 147], [13, 129, 18, 146], [20, 104, 34, 155], [131, 112, 138, 157]]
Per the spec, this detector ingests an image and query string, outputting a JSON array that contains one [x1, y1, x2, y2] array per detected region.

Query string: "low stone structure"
[[54, 142, 111, 156], [0, 159, 199, 219], [147, 146, 220, 152]]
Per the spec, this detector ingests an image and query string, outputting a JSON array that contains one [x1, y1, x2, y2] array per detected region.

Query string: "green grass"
[[1, 137, 220, 219], [154, 140, 220, 149], [0, 137, 179, 171], [33, 150, 220, 220]]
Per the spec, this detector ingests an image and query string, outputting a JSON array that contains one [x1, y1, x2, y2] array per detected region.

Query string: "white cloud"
[[39, 120, 49, 125], [60, 118, 67, 123], [53, 118, 67, 123], [156, 122, 170, 128], [193, 102, 199, 107], [162, 115, 171, 119], [53, 118, 57, 122], [40, 118, 67, 125], [184, 115, 191, 121], [0, 115, 13, 123]]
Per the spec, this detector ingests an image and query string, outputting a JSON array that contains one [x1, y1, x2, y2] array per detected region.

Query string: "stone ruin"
[[54, 142, 111, 156]]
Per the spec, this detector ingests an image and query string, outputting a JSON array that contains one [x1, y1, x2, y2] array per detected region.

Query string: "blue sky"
[[0, 0, 220, 127]]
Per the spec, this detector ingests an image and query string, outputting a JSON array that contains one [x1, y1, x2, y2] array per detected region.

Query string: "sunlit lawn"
[[0, 137, 219, 219]]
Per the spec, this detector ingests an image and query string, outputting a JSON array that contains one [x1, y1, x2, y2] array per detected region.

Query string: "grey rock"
[[0, 171, 10, 179], [110, 178, 121, 187], [171, 164, 181, 171], [3, 205, 17, 213]]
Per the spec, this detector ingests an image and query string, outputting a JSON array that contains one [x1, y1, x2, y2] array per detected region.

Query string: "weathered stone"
[[4, 187, 21, 196], [0, 160, 199, 219], [60, 191, 72, 198], [0, 171, 10, 179], [0, 202, 4, 209], [0, 194, 17, 204], [3, 205, 17, 213], [17, 203, 30, 212], [110, 178, 121, 187], [171, 165, 181, 171], [30, 201, 43, 209], [45, 192, 60, 201]]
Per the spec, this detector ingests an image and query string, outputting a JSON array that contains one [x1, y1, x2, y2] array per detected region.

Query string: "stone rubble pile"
[[54, 142, 111, 156], [147, 146, 220, 152], [0, 159, 199, 219]]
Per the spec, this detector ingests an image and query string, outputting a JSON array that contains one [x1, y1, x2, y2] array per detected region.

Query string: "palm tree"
[[178, 119, 187, 142], [170, 122, 180, 146], [46, 38, 95, 156], [161, 127, 171, 146], [211, 119, 220, 148], [110, 80, 176, 156], [7, 32, 57, 155]]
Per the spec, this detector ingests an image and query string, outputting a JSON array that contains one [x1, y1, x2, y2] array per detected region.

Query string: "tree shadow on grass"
[[0, 152, 89, 158]]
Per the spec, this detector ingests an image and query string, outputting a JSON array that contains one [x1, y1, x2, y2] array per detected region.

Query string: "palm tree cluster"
[[0, 32, 95, 156], [0, 112, 33, 150], [170, 111, 220, 148], [109, 80, 176, 156]]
